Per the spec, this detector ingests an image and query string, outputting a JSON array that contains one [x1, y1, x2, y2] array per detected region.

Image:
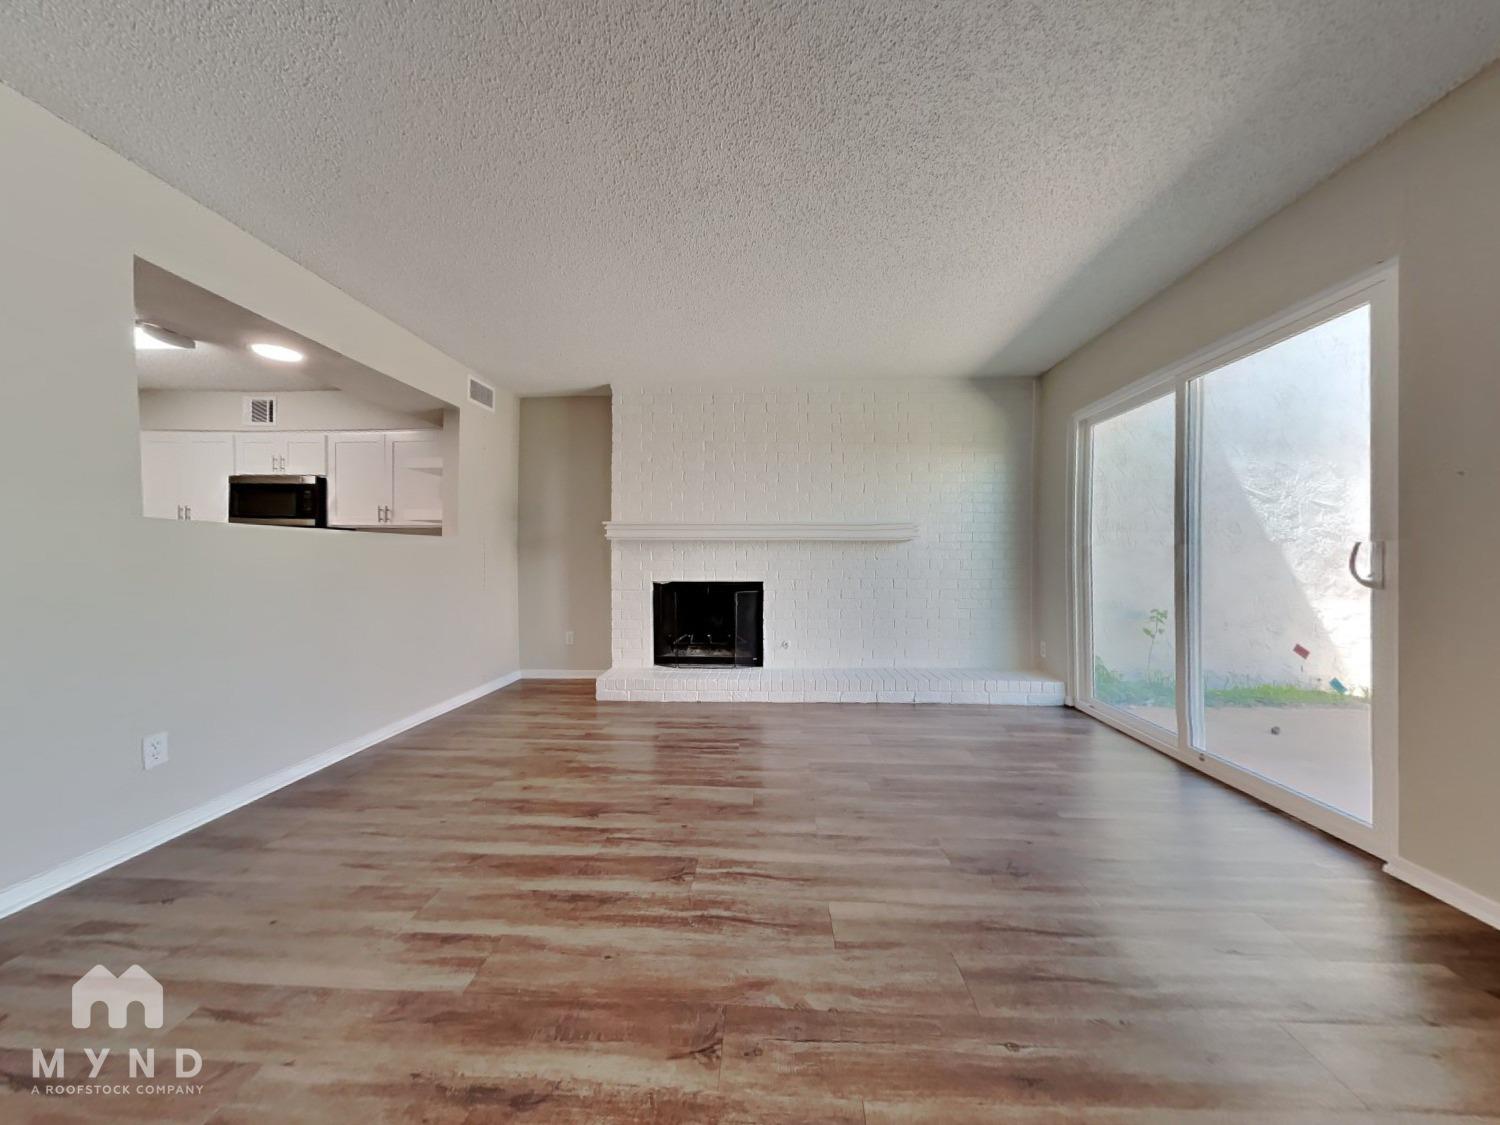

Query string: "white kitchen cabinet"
[[389, 432, 444, 526], [233, 432, 327, 475], [284, 435, 327, 475], [178, 435, 234, 522], [140, 433, 182, 520], [328, 430, 443, 529], [327, 432, 388, 527], [232, 432, 278, 475], [139, 432, 234, 522]]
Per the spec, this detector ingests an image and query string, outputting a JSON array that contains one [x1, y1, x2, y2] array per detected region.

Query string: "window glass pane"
[[1196, 305, 1372, 821], [1089, 393, 1177, 733]]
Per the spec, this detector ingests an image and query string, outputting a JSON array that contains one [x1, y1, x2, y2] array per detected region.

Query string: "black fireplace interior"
[[653, 581, 763, 667]]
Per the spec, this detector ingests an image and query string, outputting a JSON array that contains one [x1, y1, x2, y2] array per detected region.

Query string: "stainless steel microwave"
[[228, 475, 327, 527]]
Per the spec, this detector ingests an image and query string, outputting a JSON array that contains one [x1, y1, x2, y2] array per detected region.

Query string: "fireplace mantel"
[[603, 522, 918, 542]]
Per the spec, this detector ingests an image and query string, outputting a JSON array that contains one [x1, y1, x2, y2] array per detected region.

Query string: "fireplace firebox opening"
[[653, 581, 763, 667]]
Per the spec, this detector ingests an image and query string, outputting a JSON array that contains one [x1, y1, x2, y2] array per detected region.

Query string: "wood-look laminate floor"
[[3, 680, 1500, 1122]]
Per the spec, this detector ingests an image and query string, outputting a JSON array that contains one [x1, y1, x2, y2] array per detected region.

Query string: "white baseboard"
[[0, 670, 523, 922], [522, 669, 605, 680], [1385, 857, 1500, 931]]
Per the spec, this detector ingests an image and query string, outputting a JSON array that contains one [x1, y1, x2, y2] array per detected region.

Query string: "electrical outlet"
[[142, 731, 169, 771], [1040, 641, 1047, 660], [564, 630, 575, 646]]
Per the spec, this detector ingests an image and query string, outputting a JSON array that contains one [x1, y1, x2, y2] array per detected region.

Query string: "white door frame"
[[1067, 261, 1399, 858]]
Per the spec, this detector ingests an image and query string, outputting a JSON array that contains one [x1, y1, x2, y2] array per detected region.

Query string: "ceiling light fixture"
[[134, 322, 196, 350], [249, 342, 305, 363]]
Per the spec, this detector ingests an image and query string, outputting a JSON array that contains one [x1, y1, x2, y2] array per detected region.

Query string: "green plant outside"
[[1094, 658, 1174, 707]]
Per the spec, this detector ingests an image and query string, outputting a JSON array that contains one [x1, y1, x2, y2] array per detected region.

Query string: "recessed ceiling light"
[[250, 342, 305, 363], [134, 322, 196, 350]]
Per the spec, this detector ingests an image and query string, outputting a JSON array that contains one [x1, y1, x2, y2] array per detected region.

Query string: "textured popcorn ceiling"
[[3, 2, 1499, 392]]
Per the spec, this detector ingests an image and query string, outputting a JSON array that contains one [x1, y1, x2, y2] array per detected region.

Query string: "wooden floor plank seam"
[[1275, 1019, 1377, 1114]]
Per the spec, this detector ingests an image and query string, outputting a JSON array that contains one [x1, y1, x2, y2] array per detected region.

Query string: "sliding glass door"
[[1086, 393, 1178, 735], [1073, 267, 1396, 853], [1195, 306, 1373, 821]]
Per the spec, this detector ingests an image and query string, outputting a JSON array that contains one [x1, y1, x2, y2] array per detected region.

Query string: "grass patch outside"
[[1094, 659, 1365, 709], [1206, 683, 1366, 708]]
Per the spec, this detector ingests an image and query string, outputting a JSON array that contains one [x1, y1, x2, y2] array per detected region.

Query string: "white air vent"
[[243, 395, 277, 425], [467, 377, 496, 411]]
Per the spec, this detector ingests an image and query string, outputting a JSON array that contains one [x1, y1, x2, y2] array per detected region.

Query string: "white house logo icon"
[[71, 965, 164, 1030]]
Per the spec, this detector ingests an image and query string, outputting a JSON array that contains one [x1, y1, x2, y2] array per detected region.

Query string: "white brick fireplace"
[[597, 379, 1063, 704]]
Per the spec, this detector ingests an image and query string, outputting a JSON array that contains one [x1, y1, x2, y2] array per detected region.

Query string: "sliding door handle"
[[1349, 540, 1384, 590]]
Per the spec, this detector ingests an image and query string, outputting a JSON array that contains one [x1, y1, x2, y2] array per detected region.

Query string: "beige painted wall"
[[518, 396, 611, 671], [0, 85, 520, 896], [1036, 63, 1500, 903], [138, 388, 438, 431]]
